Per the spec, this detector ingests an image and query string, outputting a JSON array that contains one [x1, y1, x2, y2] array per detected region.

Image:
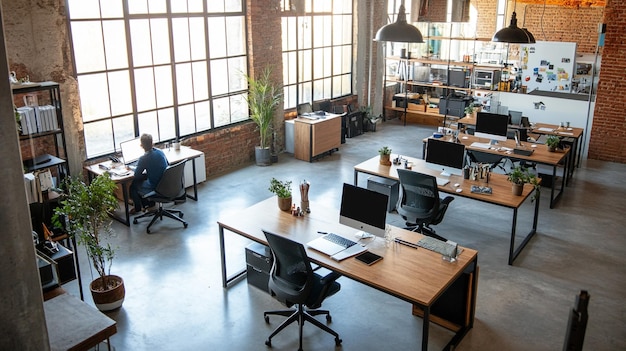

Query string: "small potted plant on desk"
[[545, 135, 560, 152], [508, 165, 540, 199], [378, 146, 392, 166], [53, 173, 125, 311], [269, 177, 292, 211]]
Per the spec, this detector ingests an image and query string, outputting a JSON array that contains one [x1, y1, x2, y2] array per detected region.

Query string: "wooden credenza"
[[294, 114, 342, 162]]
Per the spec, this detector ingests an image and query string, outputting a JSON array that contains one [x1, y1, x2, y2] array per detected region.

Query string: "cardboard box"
[[426, 106, 440, 114], [408, 102, 426, 112]]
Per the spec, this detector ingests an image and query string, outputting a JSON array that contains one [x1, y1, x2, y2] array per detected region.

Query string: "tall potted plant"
[[243, 66, 282, 166], [53, 173, 125, 311]]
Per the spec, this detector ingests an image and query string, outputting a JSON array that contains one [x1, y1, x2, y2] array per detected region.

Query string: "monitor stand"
[[355, 231, 374, 239], [440, 170, 451, 177]]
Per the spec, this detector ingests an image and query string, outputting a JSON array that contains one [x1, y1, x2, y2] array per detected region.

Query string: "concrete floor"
[[65, 119, 626, 351]]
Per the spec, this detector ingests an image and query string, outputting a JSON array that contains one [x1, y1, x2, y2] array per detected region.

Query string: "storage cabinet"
[[246, 242, 273, 293], [473, 69, 501, 90]]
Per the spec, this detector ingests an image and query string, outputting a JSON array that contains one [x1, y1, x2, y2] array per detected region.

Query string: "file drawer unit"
[[473, 69, 501, 90], [367, 176, 399, 212], [245, 242, 273, 293]]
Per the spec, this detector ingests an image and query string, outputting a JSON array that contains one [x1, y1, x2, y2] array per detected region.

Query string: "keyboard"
[[470, 142, 492, 150], [416, 236, 457, 257], [436, 177, 450, 186], [323, 233, 357, 248]]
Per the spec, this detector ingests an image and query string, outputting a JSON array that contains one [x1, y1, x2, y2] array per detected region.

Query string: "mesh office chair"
[[262, 230, 342, 351], [396, 169, 454, 241], [133, 160, 188, 233]]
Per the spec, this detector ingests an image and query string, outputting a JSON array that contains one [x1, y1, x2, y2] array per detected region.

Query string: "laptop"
[[120, 137, 144, 168], [307, 233, 366, 261]]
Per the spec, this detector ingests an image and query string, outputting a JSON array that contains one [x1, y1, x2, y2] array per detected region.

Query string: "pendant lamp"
[[374, 1, 424, 43], [492, 2, 536, 44]]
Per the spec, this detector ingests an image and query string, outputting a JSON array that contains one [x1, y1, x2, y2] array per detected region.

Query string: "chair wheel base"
[[265, 339, 271, 347], [335, 337, 342, 346], [264, 316, 270, 323], [326, 315, 332, 322]]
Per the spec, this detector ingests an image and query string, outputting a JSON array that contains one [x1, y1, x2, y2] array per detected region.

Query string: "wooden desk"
[[354, 155, 540, 265], [294, 113, 342, 162], [423, 134, 569, 208], [44, 293, 117, 351], [85, 146, 203, 226], [218, 197, 479, 351]]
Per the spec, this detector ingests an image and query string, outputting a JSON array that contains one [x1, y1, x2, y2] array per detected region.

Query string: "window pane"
[[108, 70, 133, 116], [207, 1, 225, 13], [151, 19, 171, 65], [189, 18, 207, 60], [195, 101, 211, 131], [208, 18, 227, 58], [134, 68, 156, 111], [103, 20, 128, 70], [154, 65, 174, 108], [176, 63, 193, 104], [157, 108, 176, 141], [210, 59, 228, 96], [100, 0, 123, 17], [299, 50, 312, 81], [137, 110, 158, 139], [228, 57, 246, 92], [112, 115, 135, 151], [230, 93, 248, 123], [84, 119, 113, 156], [213, 96, 230, 127], [192, 61, 209, 100], [77, 73, 111, 121], [188, 0, 204, 13], [172, 18, 191, 62], [71, 22, 106, 73], [225, 0, 242, 12], [147, 0, 166, 13], [178, 104, 197, 135], [130, 20, 153, 66], [226, 17, 245, 56], [128, 0, 148, 15], [67, 0, 101, 19]]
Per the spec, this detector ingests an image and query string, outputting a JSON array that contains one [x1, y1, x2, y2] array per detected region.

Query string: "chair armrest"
[[320, 271, 342, 285], [441, 196, 454, 205]]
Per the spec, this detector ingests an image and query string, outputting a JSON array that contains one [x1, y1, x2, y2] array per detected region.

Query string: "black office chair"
[[262, 230, 342, 351], [396, 169, 454, 241], [296, 102, 312, 115], [133, 160, 188, 233]]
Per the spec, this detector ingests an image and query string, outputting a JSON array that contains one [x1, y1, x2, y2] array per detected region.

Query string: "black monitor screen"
[[475, 112, 509, 142], [339, 183, 388, 237], [425, 138, 466, 176]]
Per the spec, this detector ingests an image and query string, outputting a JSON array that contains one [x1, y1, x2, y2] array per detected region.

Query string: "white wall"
[[493, 92, 594, 159]]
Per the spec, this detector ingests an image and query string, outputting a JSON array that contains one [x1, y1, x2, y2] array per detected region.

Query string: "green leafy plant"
[[508, 166, 541, 201], [52, 173, 119, 291], [242, 66, 282, 149], [378, 146, 392, 155], [545, 135, 560, 150], [268, 178, 292, 198], [464, 105, 475, 115]]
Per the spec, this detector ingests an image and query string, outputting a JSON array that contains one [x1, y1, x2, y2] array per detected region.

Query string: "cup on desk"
[[404, 161, 413, 170], [172, 142, 181, 150]]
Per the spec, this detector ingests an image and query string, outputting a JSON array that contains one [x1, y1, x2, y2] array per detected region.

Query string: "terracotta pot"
[[277, 196, 292, 211], [547, 146, 556, 152], [90, 275, 125, 311], [379, 154, 391, 166], [512, 183, 524, 196]]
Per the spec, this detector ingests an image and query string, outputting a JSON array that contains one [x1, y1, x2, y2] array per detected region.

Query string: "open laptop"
[[307, 233, 366, 261], [119, 137, 144, 169]]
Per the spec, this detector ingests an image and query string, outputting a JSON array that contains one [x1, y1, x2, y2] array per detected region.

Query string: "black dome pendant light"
[[374, 0, 424, 43], [492, 0, 536, 44]]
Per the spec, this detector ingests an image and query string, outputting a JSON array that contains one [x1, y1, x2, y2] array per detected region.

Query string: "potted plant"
[[52, 173, 125, 311], [360, 105, 382, 132], [243, 66, 282, 166], [545, 135, 560, 152], [464, 105, 475, 118], [269, 177, 293, 211], [507, 166, 540, 200], [378, 146, 392, 166]]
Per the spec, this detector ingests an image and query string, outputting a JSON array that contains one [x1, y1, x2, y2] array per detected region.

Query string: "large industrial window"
[[67, 0, 247, 158], [280, 0, 353, 109]]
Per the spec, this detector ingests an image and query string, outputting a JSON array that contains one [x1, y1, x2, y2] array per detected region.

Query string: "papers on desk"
[[107, 168, 132, 177], [470, 142, 492, 150], [536, 127, 554, 132]]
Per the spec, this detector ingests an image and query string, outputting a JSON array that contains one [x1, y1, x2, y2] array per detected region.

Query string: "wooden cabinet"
[[294, 114, 342, 162]]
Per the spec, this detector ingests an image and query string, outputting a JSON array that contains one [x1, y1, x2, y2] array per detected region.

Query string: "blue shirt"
[[134, 148, 168, 188]]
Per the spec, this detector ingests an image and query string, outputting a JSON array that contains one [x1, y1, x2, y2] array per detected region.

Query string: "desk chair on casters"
[[133, 160, 188, 233], [396, 169, 454, 241], [262, 230, 342, 351]]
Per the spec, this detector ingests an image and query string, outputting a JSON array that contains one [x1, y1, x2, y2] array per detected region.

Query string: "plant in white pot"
[[243, 66, 282, 166], [53, 173, 125, 311]]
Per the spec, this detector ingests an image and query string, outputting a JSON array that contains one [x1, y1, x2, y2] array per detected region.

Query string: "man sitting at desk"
[[129, 133, 168, 214]]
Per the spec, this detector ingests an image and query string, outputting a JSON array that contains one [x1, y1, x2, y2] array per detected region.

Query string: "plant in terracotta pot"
[[53, 173, 125, 311], [507, 165, 540, 200], [545, 135, 560, 152], [243, 66, 282, 166], [269, 177, 293, 211], [378, 146, 392, 166], [464, 104, 475, 118]]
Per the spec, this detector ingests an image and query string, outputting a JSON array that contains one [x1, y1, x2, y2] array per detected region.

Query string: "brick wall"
[[588, 0, 626, 162], [473, 0, 498, 38]]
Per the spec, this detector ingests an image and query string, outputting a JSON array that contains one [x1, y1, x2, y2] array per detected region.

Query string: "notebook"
[[120, 137, 144, 165], [307, 233, 366, 261]]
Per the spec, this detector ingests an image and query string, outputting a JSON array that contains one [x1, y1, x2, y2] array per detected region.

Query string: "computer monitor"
[[425, 138, 466, 177], [339, 183, 388, 238], [120, 137, 144, 165], [475, 111, 509, 144]]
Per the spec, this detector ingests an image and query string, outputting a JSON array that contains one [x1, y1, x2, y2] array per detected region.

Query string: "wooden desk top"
[[217, 197, 478, 306], [44, 293, 117, 351], [355, 155, 536, 209], [85, 146, 203, 181], [295, 112, 344, 124], [457, 116, 584, 139]]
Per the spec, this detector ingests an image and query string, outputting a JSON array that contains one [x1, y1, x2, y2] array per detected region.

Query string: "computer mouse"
[[455, 188, 462, 193], [454, 183, 460, 187], [531, 144, 537, 148], [462, 136, 468, 140]]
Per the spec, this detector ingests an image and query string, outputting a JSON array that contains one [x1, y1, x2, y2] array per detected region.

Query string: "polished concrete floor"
[[66, 119, 626, 351]]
